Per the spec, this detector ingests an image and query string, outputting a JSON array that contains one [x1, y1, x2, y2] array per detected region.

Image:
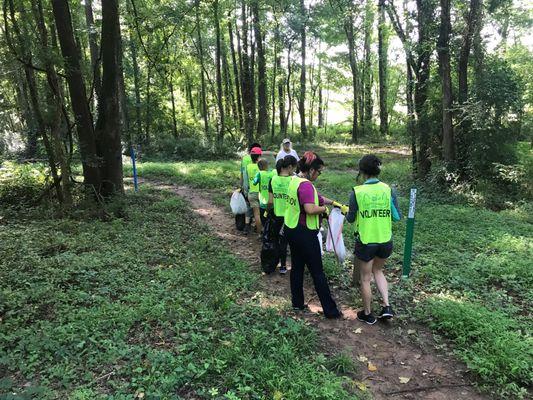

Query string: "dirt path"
[[150, 181, 491, 400]]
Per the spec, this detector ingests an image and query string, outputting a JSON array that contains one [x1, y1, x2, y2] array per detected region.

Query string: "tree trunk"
[[95, 0, 123, 196], [145, 65, 151, 146], [438, 0, 454, 163], [457, 0, 483, 172], [414, 0, 433, 178], [240, 1, 254, 144], [195, 0, 209, 136], [271, 21, 279, 140], [344, 9, 359, 143], [278, 42, 286, 135], [284, 44, 293, 136], [378, 0, 389, 135], [33, 0, 72, 206], [363, 1, 373, 129], [118, 32, 131, 148], [51, 0, 101, 189], [84, 0, 101, 109], [228, 19, 244, 131], [298, 0, 307, 139], [214, 0, 225, 144], [126, 0, 142, 144], [252, 0, 267, 137], [317, 57, 323, 128]]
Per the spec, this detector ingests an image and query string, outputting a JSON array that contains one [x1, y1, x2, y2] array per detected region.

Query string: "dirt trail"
[[151, 181, 491, 400]]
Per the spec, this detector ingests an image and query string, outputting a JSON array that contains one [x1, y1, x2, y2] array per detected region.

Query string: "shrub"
[[0, 161, 47, 206]]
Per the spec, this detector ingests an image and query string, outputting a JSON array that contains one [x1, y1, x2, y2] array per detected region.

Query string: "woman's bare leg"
[[359, 260, 374, 314], [372, 257, 389, 306]]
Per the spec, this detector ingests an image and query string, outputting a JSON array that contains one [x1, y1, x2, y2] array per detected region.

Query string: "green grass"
[[0, 188, 359, 399], [122, 144, 533, 397]]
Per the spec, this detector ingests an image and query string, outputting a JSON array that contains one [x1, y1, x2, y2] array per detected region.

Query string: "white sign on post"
[[408, 188, 417, 219]]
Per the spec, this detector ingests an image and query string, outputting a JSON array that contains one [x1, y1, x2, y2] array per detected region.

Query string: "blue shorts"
[[354, 240, 393, 262]]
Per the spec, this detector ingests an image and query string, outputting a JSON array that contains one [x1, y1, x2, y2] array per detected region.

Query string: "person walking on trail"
[[276, 138, 299, 162], [346, 154, 401, 325], [252, 158, 275, 228], [268, 155, 298, 274], [283, 151, 342, 319], [246, 147, 264, 234], [240, 143, 261, 233]]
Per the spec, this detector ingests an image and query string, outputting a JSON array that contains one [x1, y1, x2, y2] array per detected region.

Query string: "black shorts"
[[354, 240, 393, 262]]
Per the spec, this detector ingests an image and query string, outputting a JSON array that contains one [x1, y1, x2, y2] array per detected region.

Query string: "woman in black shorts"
[[346, 155, 401, 325]]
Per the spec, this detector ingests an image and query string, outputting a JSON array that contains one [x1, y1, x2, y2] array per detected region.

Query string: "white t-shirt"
[[276, 149, 299, 162]]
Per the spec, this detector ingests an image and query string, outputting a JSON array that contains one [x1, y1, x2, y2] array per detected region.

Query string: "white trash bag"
[[317, 228, 324, 255], [326, 208, 346, 263], [230, 190, 247, 215]]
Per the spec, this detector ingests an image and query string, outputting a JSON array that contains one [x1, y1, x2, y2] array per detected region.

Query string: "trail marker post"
[[402, 187, 417, 278], [130, 147, 138, 192]]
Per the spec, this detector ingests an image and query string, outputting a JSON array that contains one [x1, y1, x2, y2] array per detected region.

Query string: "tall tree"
[[240, 1, 254, 144], [195, 0, 209, 136], [228, 18, 244, 132], [378, 0, 389, 135], [51, 0, 101, 189], [95, 0, 123, 196], [214, 0, 225, 144], [298, 0, 308, 139], [252, 0, 267, 137], [344, 2, 359, 142], [438, 0, 454, 162], [84, 0, 101, 108], [363, 0, 373, 129]]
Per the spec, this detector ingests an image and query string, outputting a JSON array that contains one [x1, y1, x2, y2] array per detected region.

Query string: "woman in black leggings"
[[283, 151, 342, 319]]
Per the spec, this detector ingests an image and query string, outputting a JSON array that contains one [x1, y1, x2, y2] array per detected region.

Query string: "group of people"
[[239, 139, 400, 324]]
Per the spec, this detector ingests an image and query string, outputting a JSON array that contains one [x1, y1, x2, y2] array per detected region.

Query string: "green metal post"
[[402, 188, 417, 278]]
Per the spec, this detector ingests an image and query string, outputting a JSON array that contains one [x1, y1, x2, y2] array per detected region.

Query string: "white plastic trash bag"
[[230, 190, 247, 215], [326, 208, 346, 263], [317, 228, 324, 255]]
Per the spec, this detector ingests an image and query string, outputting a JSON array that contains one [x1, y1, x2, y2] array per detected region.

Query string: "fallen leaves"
[[367, 362, 378, 372], [353, 327, 362, 334], [399, 376, 411, 384], [357, 355, 368, 363]]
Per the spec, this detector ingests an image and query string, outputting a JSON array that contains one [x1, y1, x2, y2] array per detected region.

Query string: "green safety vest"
[[353, 182, 392, 244], [241, 154, 252, 173], [258, 170, 274, 207], [284, 177, 319, 230], [247, 163, 260, 193], [271, 175, 292, 217]]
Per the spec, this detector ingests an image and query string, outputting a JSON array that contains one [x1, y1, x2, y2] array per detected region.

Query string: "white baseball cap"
[[282, 138, 291, 144]]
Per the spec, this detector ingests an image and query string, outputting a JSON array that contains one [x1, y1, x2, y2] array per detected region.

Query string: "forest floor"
[[147, 179, 490, 400]]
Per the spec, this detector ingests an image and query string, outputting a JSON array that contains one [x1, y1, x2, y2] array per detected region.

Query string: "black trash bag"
[[260, 213, 279, 274], [235, 213, 246, 231]]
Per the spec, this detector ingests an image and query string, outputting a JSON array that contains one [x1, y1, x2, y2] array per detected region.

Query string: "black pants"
[[285, 224, 340, 318], [272, 216, 288, 267]]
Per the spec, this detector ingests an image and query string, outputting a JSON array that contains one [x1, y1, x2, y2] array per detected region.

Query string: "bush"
[[0, 161, 47, 205]]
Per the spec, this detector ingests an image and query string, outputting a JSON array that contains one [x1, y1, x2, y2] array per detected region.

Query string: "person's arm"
[[299, 182, 327, 215], [303, 203, 327, 215], [252, 171, 260, 186], [345, 190, 358, 223], [321, 194, 334, 205], [391, 188, 401, 221]]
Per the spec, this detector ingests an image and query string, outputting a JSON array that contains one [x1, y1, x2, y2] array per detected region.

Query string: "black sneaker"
[[279, 266, 287, 275], [377, 305, 395, 319], [357, 310, 377, 325], [292, 304, 310, 312], [243, 223, 251, 234]]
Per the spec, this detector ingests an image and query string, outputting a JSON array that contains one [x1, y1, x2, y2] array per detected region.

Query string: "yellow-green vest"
[[247, 163, 260, 193], [284, 177, 319, 230], [353, 182, 392, 244], [271, 175, 292, 217], [258, 170, 274, 207]]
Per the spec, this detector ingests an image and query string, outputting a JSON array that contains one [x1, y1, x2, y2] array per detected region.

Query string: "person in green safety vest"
[[246, 147, 264, 234], [345, 154, 401, 325], [252, 158, 275, 228], [268, 155, 298, 274], [240, 143, 262, 234], [284, 151, 342, 319]]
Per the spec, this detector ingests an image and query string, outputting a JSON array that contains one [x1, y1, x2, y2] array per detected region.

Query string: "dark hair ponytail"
[[358, 154, 382, 176], [297, 151, 324, 173], [282, 155, 297, 169]]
